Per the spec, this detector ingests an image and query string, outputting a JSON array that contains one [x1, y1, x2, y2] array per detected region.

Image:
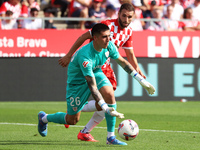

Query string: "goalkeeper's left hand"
[[139, 80, 155, 95], [106, 107, 125, 119]]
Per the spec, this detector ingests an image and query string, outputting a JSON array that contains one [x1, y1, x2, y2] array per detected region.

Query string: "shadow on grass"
[[0, 140, 114, 148], [0, 140, 87, 145], [0, 140, 127, 149]]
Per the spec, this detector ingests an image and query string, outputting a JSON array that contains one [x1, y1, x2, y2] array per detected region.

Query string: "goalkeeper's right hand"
[[139, 79, 155, 95], [106, 107, 124, 119]]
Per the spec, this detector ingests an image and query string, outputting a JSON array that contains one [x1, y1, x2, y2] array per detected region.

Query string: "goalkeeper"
[[38, 23, 155, 146]]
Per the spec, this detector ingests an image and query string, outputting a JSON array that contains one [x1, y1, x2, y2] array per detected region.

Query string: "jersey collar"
[[91, 41, 102, 54]]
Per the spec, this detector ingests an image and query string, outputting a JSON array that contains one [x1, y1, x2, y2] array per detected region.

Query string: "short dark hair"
[[119, 3, 135, 13], [43, 7, 58, 16], [5, 10, 13, 16], [106, 4, 116, 11], [91, 23, 109, 37], [30, 7, 39, 12], [151, 0, 156, 6]]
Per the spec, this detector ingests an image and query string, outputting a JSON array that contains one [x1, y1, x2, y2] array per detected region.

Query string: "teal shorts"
[[66, 69, 112, 115]]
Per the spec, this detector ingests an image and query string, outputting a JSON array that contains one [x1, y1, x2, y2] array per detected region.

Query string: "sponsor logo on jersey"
[[93, 65, 103, 70], [105, 51, 109, 58], [73, 107, 77, 112], [82, 61, 89, 68]]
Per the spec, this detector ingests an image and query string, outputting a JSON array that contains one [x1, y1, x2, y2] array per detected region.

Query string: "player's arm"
[[85, 76, 104, 104], [124, 48, 146, 79], [85, 75, 124, 118], [115, 55, 155, 95], [58, 31, 92, 67]]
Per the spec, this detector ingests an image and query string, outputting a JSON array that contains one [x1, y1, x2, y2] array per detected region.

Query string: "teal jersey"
[[67, 41, 119, 85]]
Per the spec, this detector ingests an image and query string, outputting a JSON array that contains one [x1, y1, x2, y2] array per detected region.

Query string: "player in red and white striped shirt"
[[98, 18, 142, 91], [59, 3, 146, 143]]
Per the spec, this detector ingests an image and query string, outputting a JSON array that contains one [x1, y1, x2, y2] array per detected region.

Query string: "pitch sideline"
[[0, 122, 199, 134]]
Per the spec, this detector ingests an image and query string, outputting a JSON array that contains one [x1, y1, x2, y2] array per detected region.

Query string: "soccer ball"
[[118, 119, 139, 141]]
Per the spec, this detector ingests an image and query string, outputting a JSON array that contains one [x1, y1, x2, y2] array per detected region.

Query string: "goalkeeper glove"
[[131, 70, 155, 95], [98, 100, 124, 119], [106, 107, 124, 119], [139, 79, 155, 95]]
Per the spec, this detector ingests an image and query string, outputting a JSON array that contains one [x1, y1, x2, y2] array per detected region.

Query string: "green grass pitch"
[[0, 101, 200, 150]]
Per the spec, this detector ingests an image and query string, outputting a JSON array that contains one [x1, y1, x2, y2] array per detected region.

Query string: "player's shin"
[[47, 112, 67, 124], [81, 111, 105, 133], [105, 103, 116, 138]]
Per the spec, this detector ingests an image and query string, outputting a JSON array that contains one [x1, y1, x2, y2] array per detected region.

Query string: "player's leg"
[[38, 111, 81, 137], [67, 63, 116, 130], [81, 100, 105, 133], [38, 82, 91, 137], [99, 86, 127, 145], [77, 66, 120, 143], [87, 70, 126, 145], [77, 100, 104, 142], [81, 110, 105, 132], [77, 70, 107, 141], [44, 111, 81, 124], [97, 69, 126, 145], [64, 100, 98, 128], [77, 110, 103, 142]]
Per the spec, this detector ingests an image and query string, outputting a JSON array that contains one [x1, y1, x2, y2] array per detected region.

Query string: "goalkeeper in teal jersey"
[[66, 37, 119, 115], [37, 23, 155, 145]]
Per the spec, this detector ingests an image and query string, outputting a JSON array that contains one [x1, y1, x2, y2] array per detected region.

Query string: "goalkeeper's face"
[[94, 30, 110, 49]]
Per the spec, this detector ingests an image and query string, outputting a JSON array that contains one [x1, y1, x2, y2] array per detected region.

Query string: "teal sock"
[[47, 112, 67, 124], [105, 103, 117, 132]]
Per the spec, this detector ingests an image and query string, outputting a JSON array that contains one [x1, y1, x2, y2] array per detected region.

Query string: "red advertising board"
[[131, 31, 200, 58], [0, 30, 200, 58], [0, 29, 88, 57]]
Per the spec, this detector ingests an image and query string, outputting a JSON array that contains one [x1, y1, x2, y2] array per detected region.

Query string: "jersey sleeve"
[[107, 41, 120, 60], [78, 54, 94, 77], [122, 30, 134, 49], [101, 20, 110, 26]]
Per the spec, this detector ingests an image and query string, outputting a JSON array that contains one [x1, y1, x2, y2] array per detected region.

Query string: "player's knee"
[[103, 90, 115, 102], [66, 118, 79, 125]]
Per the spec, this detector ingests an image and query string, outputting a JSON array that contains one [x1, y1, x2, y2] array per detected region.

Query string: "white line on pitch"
[[1, 122, 200, 134]]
